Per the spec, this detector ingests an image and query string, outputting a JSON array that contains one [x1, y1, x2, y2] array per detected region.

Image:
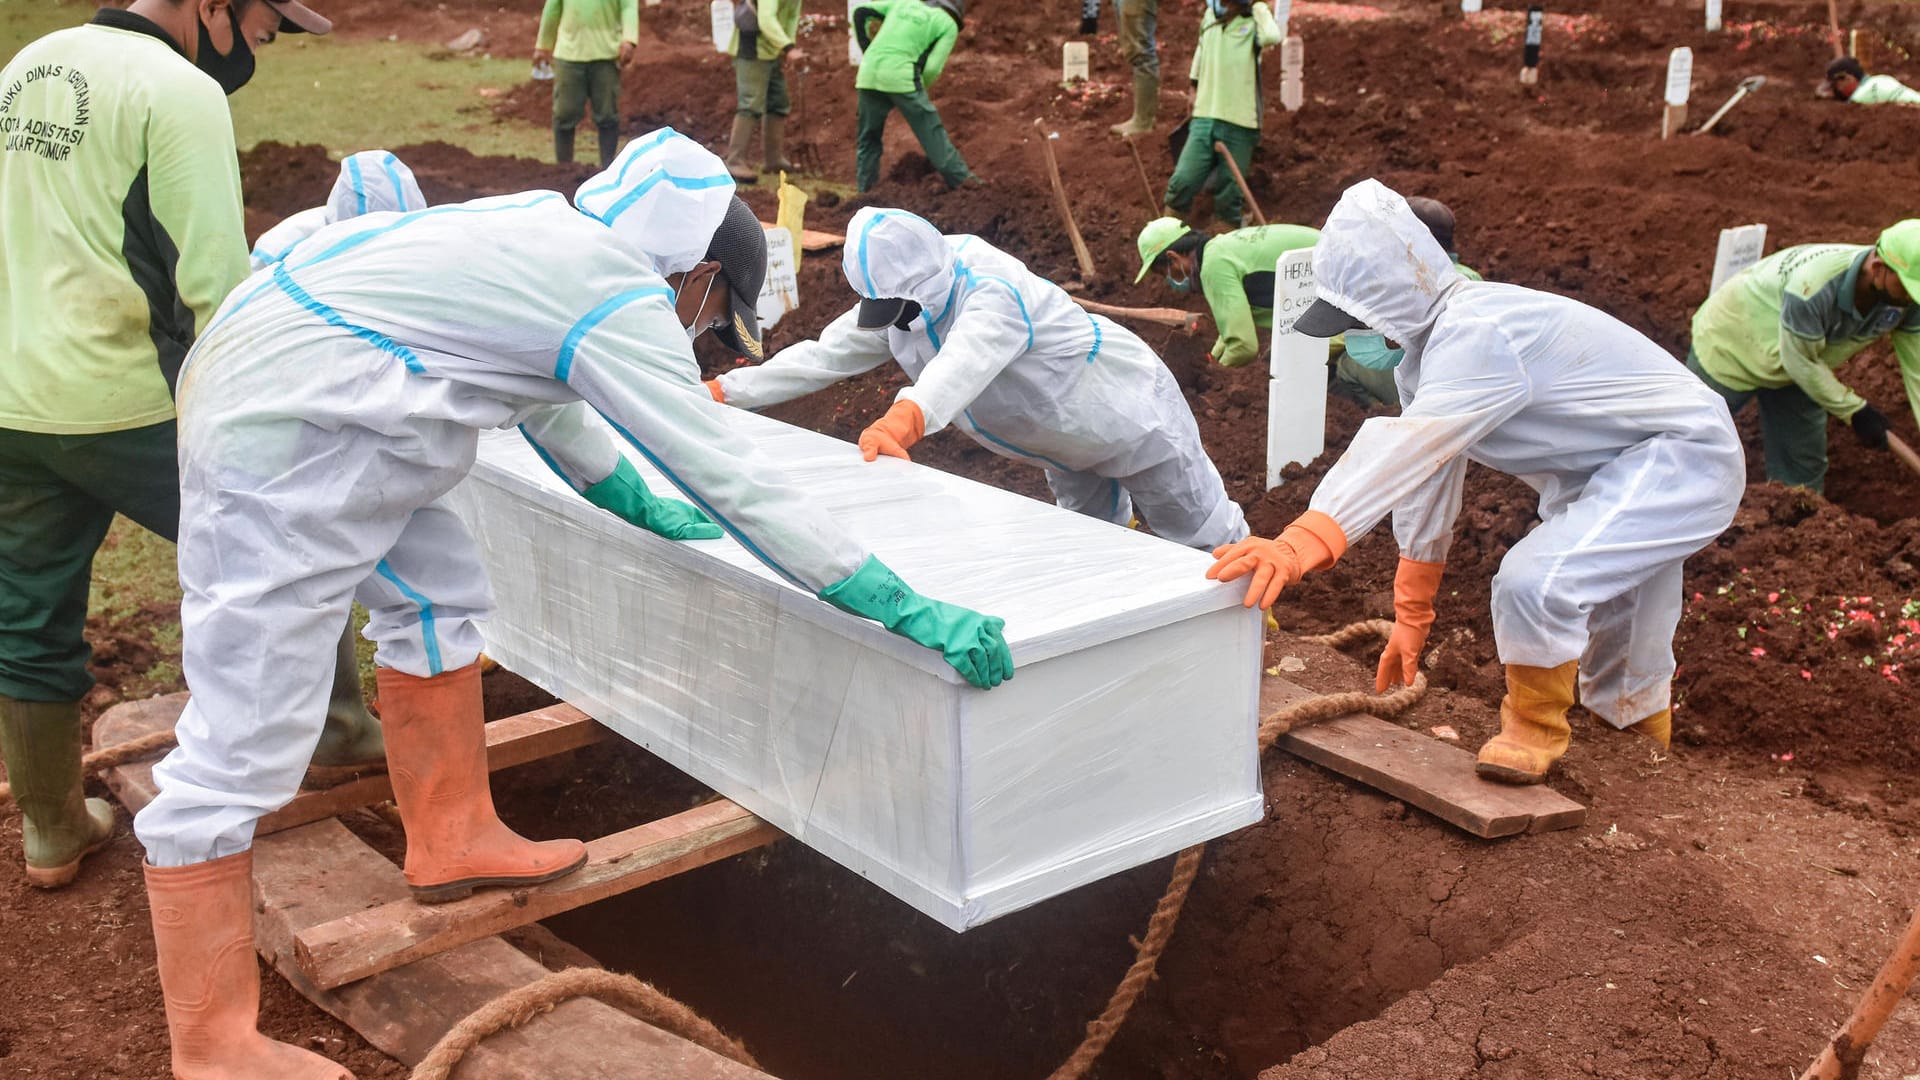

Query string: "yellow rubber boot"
[[1628, 708, 1671, 749], [1475, 661, 1577, 785]]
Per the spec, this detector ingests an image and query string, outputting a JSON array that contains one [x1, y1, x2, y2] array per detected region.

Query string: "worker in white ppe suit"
[[1208, 179, 1744, 785], [248, 149, 427, 271], [131, 129, 1011, 1080], [706, 207, 1248, 550]]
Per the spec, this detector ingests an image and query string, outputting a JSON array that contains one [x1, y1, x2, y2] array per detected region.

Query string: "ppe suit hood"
[[325, 151, 427, 224], [573, 127, 737, 277], [1312, 178, 1463, 344], [842, 208, 957, 315]]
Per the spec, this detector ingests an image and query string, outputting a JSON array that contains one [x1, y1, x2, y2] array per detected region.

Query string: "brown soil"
[[13, 0, 1920, 1077]]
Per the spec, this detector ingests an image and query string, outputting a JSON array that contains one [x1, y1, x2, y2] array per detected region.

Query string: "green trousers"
[[1117, 0, 1160, 78], [1686, 349, 1826, 492], [1330, 349, 1399, 408], [553, 58, 622, 166], [855, 88, 974, 192], [734, 57, 791, 119], [0, 422, 178, 703], [1166, 116, 1257, 227]]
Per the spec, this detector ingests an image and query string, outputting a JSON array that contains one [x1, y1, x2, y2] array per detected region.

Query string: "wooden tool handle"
[[1889, 433, 1920, 480], [1072, 297, 1204, 334], [1212, 141, 1268, 226], [1035, 118, 1099, 280], [1800, 903, 1920, 1080]]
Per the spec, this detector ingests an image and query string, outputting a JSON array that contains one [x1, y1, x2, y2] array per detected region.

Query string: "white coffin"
[[448, 409, 1263, 931]]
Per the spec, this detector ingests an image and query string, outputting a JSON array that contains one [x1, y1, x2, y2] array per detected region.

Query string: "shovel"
[[1692, 75, 1766, 136]]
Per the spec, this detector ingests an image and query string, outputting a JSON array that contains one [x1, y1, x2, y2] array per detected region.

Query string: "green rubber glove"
[[582, 457, 724, 541], [819, 556, 1014, 689]]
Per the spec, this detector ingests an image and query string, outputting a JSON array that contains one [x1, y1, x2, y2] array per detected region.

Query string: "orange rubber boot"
[[146, 851, 354, 1080], [1475, 661, 1578, 785], [1628, 708, 1672, 749], [377, 663, 587, 903]]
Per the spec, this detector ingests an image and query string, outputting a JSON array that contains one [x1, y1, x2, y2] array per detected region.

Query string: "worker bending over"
[[1688, 222, 1920, 492], [1136, 218, 1319, 368], [250, 149, 427, 270], [1333, 196, 1481, 407], [1210, 180, 1743, 785], [1825, 56, 1920, 106], [852, 0, 977, 191], [710, 207, 1249, 549], [133, 131, 1010, 1080], [1167, 0, 1280, 226]]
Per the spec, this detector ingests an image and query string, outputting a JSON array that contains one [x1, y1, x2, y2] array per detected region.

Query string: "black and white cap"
[[705, 197, 767, 361]]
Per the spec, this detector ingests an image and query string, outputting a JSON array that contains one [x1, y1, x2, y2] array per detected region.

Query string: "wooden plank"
[[1261, 675, 1585, 838], [296, 799, 781, 990], [92, 696, 609, 833], [254, 820, 772, 1079], [757, 221, 843, 251]]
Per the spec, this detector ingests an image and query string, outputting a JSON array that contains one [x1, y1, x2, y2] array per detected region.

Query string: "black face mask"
[[195, 5, 257, 96]]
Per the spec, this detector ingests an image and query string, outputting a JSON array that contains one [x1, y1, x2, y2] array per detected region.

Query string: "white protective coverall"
[[135, 129, 871, 866], [1305, 180, 1744, 727], [714, 208, 1249, 549], [248, 150, 428, 271]]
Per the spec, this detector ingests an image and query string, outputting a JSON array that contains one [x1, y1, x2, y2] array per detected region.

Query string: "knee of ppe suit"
[[1154, 491, 1249, 551], [1490, 557, 1588, 668]]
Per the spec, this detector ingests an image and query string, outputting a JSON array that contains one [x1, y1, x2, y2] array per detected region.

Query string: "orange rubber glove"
[[704, 379, 725, 404], [859, 399, 925, 462], [1206, 510, 1347, 610], [1376, 557, 1444, 692]]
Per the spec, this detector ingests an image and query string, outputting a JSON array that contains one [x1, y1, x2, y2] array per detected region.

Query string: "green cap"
[[1135, 217, 1194, 284], [1876, 220, 1920, 301]]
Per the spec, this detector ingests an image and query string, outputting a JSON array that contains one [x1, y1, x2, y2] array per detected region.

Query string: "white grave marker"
[[1462, 0, 1483, 11], [1710, 224, 1767, 295], [710, 0, 733, 53], [1280, 36, 1304, 112], [645, 0, 660, 7], [1662, 46, 1692, 138], [757, 226, 801, 331], [1518, 5, 1544, 85], [1267, 247, 1327, 489], [1271, 0, 1293, 39], [1705, 0, 1722, 32], [1062, 41, 1089, 83], [848, 0, 865, 65]]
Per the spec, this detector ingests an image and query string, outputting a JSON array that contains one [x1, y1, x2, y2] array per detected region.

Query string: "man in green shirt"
[[1826, 56, 1920, 107], [1687, 221, 1920, 492], [533, 0, 638, 167], [1165, 0, 1280, 227], [723, 0, 804, 183], [1136, 218, 1319, 368], [851, 0, 977, 192]]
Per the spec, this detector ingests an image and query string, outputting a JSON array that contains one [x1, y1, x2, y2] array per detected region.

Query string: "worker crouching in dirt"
[[132, 130, 1011, 1080], [709, 206, 1250, 549], [1208, 179, 1745, 785], [0, 0, 381, 899], [1825, 56, 1920, 107], [250, 149, 427, 270], [1135, 217, 1319, 368], [1165, 0, 1280, 227], [1686, 221, 1920, 493], [851, 0, 979, 191]]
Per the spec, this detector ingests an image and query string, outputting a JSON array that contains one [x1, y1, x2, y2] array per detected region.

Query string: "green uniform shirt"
[[1692, 243, 1920, 426], [1198, 223, 1320, 368], [536, 0, 639, 62], [1850, 73, 1920, 107], [0, 13, 248, 435], [731, 0, 803, 60], [852, 0, 958, 94], [1189, 1, 1281, 130]]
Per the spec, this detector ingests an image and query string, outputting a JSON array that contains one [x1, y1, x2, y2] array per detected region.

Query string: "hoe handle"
[[1800, 903, 1920, 1080]]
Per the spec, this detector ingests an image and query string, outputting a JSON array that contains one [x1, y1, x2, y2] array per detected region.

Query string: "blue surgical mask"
[[1345, 332, 1404, 371], [1164, 272, 1192, 293]]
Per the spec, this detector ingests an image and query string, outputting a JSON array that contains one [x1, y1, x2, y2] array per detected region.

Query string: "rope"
[[0, 730, 177, 805], [1046, 619, 1425, 1080], [410, 620, 1423, 1080], [411, 968, 759, 1080]]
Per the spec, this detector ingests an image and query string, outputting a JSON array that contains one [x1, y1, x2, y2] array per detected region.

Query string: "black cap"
[[705, 197, 767, 361], [1293, 298, 1366, 338], [856, 297, 911, 330]]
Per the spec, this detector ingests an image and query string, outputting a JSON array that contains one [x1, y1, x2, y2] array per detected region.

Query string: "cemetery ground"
[[7, 0, 1920, 1076]]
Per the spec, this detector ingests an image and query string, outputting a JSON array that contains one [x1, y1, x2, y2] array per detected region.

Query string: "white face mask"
[[680, 271, 719, 342]]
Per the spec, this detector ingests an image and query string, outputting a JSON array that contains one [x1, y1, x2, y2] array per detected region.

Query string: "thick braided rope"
[[1046, 619, 1425, 1080], [411, 967, 759, 1079], [0, 729, 177, 805]]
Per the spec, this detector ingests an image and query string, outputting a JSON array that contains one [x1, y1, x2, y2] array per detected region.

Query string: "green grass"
[[2, 2, 548, 158]]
